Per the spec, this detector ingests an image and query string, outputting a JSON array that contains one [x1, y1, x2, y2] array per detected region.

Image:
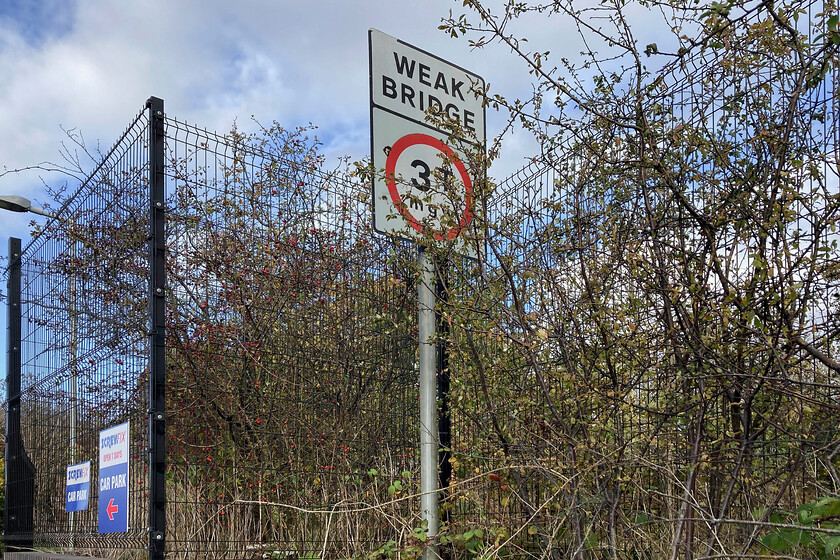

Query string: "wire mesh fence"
[[6, 106, 153, 555], [3, 2, 840, 559], [438, 1, 840, 558], [161, 116, 421, 559], [5, 100, 426, 560]]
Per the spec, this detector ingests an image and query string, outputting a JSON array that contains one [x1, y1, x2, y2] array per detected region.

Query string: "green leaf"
[[800, 497, 840, 524], [762, 533, 789, 553], [826, 535, 840, 555], [774, 528, 810, 548], [412, 525, 427, 542], [798, 530, 812, 547]]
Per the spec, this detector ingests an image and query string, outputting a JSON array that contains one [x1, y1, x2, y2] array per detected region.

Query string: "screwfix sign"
[[98, 422, 129, 533], [369, 29, 485, 248], [65, 461, 90, 512]]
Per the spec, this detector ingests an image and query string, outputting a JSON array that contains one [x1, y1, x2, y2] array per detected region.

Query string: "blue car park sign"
[[98, 422, 129, 533], [65, 461, 90, 512]]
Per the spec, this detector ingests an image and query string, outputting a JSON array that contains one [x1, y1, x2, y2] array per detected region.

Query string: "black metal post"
[[147, 96, 166, 560], [5, 237, 33, 552], [436, 258, 452, 560]]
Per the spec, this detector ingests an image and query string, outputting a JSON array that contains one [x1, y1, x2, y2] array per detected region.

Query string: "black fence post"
[[436, 258, 451, 560], [147, 96, 166, 560], [5, 237, 34, 552]]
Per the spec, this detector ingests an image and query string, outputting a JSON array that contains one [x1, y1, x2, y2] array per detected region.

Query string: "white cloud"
[[1, 0, 692, 390], [0, 1, 545, 211], [0, 0, 593, 245]]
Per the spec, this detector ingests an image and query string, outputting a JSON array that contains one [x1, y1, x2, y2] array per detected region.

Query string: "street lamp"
[[0, 195, 56, 219], [1, 194, 78, 548]]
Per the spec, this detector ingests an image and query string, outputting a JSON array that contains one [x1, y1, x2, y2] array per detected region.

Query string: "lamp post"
[[0, 195, 56, 219], [1, 195, 79, 549]]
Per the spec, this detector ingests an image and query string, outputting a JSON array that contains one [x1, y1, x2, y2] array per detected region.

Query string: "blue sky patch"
[[0, 0, 76, 45]]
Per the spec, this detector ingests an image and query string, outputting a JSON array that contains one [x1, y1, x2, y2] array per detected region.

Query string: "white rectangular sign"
[[369, 28, 485, 250], [370, 28, 485, 140]]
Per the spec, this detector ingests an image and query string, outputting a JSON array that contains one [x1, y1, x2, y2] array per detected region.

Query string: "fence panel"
[[161, 118, 421, 558], [442, 1, 840, 557], [8, 106, 153, 557]]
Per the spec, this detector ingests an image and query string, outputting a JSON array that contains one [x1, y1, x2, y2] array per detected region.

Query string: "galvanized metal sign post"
[[369, 29, 485, 559]]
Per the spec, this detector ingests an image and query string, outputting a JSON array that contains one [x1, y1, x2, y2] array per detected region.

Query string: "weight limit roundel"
[[384, 133, 473, 240]]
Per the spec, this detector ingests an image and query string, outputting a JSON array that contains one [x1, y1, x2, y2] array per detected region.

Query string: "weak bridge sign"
[[369, 28, 485, 248]]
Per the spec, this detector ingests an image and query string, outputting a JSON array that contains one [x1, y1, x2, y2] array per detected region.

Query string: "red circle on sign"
[[385, 133, 473, 241]]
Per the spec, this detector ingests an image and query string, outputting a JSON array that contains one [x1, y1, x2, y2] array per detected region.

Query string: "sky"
[[0, 0, 581, 389], [0, 0, 685, 389], [0, 0, 555, 231]]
